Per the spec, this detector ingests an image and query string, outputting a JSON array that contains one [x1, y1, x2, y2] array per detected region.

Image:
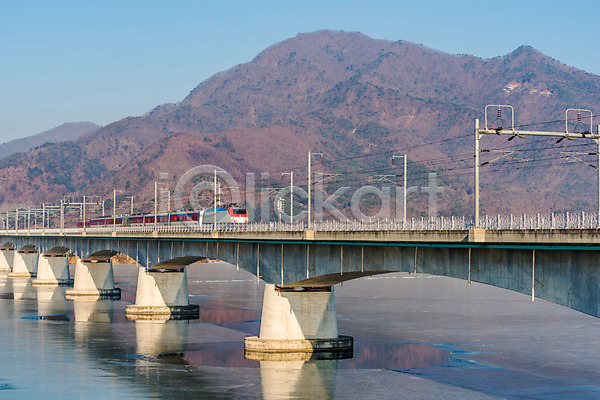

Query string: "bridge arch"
[[18, 244, 38, 253], [83, 250, 119, 262], [147, 255, 207, 271], [0, 242, 15, 250], [45, 246, 70, 256], [287, 271, 394, 286]]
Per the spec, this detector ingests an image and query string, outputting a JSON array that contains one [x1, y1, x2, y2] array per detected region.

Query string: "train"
[[76, 205, 248, 227]]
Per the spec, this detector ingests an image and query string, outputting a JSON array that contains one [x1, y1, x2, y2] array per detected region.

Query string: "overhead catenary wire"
[[197, 113, 600, 203], [263, 114, 600, 179], [225, 147, 598, 195]]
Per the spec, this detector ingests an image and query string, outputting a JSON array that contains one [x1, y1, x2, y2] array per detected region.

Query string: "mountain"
[[0, 122, 100, 160], [1, 30, 599, 219]]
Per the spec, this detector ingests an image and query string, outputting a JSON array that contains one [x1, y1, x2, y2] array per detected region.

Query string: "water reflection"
[[1, 261, 594, 399], [35, 285, 68, 319], [12, 277, 35, 300], [342, 340, 448, 370], [134, 319, 189, 363], [243, 350, 351, 400], [0, 272, 11, 298], [258, 358, 339, 399], [197, 308, 258, 324], [73, 298, 114, 323]]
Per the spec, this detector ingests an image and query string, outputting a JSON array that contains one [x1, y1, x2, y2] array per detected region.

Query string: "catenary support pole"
[[474, 119, 480, 228], [597, 129, 600, 228]]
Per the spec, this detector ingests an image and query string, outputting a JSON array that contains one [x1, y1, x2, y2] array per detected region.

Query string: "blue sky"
[[1, 0, 598, 142]]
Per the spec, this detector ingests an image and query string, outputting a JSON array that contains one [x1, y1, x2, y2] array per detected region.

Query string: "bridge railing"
[[476, 212, 598, 230], [3, 212, 599, 235]]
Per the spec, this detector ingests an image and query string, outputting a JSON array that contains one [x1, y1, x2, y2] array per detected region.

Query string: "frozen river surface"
[[0, 262, 598, 399]]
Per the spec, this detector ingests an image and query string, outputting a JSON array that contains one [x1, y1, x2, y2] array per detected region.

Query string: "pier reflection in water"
[[11, 277, 35, 300], [73, 297, 114, 323], [134, 319, 189, 363], [35, 285, 68, 320], [0, 260, 597, 399], [250, 353, 343, 400]]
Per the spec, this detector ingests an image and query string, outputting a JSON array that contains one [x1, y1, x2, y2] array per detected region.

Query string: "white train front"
[[77, 205, 248, 227]]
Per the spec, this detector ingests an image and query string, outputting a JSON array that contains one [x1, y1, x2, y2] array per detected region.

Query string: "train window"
[[232, 208, 247, 215]]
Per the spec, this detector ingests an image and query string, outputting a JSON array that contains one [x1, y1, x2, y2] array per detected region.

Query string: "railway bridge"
[[0, 220, 599, 352]]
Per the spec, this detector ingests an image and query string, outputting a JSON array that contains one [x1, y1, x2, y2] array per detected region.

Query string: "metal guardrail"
[[3, 212, 599, 235]]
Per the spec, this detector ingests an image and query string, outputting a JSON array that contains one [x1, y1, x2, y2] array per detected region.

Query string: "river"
[[0, 262, 598, 399]]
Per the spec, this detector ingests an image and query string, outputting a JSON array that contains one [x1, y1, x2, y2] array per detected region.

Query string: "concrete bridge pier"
[[125, 256, 202, 320], [0, 243, 15, 272], [7, 245, 38, 278], [65, 250, 121, 300], [32, 247, 73, 286], [245, 284, 353, 353]]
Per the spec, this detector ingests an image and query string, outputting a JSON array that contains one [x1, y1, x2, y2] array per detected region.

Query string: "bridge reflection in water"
[[0, 260, 597, 399]]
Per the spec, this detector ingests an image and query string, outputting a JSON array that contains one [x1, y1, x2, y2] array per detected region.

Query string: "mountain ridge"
[[1, 30, 599, 219], [0, 121, 100, 161]]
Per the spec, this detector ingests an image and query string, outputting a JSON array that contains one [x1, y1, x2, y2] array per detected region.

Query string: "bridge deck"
[[5, 228, 600, 248]]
